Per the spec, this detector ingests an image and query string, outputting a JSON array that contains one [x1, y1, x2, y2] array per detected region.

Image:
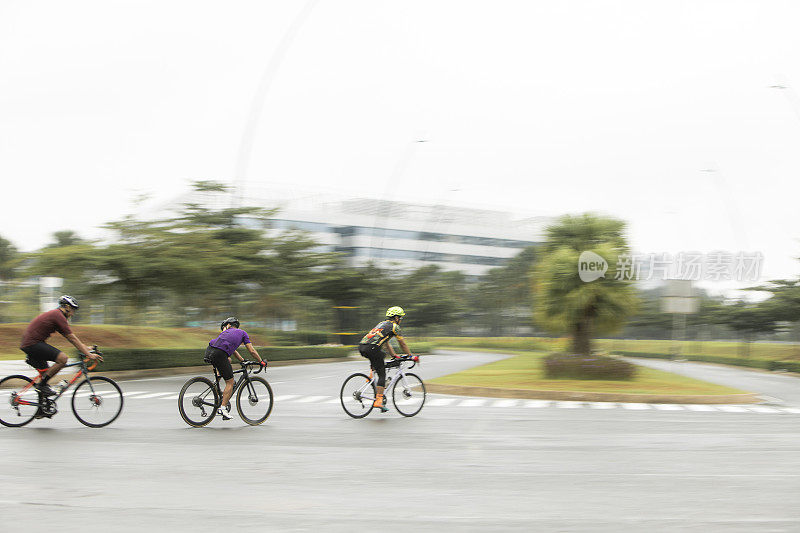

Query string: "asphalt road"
[[1, 351, 799, 532]]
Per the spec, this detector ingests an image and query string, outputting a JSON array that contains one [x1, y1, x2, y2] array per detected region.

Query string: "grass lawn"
[[431, 351, 747, 395]]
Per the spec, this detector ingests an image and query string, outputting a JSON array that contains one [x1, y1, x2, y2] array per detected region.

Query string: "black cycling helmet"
[[58, 295, 80, 309], [220, 317, 240, 330]]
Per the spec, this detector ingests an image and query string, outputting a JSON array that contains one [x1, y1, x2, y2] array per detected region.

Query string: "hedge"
[[612, 351, 800, 373], [96, 346, 354, 372], [267, 330, 333, 346], [544, 353, 637, 380]]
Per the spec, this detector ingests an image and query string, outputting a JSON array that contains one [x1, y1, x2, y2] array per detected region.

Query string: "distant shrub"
[[544, 353, 637, 380], [269, 330, 333, 346]]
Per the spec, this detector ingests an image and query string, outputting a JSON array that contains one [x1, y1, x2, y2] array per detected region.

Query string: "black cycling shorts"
[[359, 344, 386, 387], [21, 342, 62, 370], [204, 346, 234, 381]]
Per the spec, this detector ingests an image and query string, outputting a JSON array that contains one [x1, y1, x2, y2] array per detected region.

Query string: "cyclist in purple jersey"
[[204, 317, 266, 420]]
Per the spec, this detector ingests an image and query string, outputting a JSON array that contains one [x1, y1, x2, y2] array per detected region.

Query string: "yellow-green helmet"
[[386, 306, 406, 318]]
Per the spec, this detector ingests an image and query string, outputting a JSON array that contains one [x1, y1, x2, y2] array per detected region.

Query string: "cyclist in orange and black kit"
[[358, 306, 412, 412]]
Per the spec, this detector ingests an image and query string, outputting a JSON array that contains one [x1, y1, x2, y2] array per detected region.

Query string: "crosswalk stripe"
[[745, 406, 781, 413], [492, 399, 518, 408], [295, 395, 329, 403], [458, 399, 486, 407], [132, 392, 173, 399], [121, 391, 149, 397], [652, 404, 684, 411], [524, 400, 551, 408], [555, 401, 583, 409], [274, 395, 299, 402], [428, 398, 456, 407], [717, 406, 748, 412], [685, 404, 717, 411], [622, 403, 651, 410], [782, 407, 800, 414], [160, 394, 181, 400], [588, 402, 617, 409]]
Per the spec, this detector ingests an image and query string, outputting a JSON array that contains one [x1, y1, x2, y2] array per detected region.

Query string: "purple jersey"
[[209, 328, 251, 356]]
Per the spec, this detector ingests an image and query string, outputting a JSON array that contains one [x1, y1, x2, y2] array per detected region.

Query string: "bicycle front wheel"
[[340, 373, 375, 419], [71, 376, 124, 428], [392, 372, 425, 417], [0, 375, 39, 427], [178, 376, 219, 427], [236, 377, 273, 426]]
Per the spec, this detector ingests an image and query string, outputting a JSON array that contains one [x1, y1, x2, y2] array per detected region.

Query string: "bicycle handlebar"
[[80, 345, 103, 371], [239, 360, 267, 374]]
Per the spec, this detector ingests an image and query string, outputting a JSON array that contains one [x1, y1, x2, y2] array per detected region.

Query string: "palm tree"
[[532, 214, 638, 355]]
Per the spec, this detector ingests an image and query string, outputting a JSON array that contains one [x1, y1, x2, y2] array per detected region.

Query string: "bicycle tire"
[[392, 372, 426, 417], [236, 376, 273, 426], [178, 376, 219, 427], [71, 376, 124, 428], [0, 375, 39, 427], [340, 373, 376, 419]]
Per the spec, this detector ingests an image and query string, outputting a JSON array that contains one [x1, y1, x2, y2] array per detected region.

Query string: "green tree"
[[0, 235, 19, 280], [713, 300, 779, 357], [532, 214, 638, 355]]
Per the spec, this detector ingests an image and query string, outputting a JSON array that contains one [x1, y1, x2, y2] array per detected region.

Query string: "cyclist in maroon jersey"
[[20, 295, 102, 396]]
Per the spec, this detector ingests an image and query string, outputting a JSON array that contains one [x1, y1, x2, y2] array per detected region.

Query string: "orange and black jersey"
[[359, 320, 403, 347]]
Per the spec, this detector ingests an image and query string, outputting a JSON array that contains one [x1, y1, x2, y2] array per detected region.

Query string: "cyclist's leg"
[[208, 347, 235, 418], [364, 348, 387, 410], [21, 343, 65, 390]]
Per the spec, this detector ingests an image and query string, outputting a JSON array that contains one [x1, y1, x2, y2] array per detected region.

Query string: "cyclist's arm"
[[232, 349, 246, 363], [396, 336, 412, 357], [64, 333, 101, 360], [244, 343, 265, 363]]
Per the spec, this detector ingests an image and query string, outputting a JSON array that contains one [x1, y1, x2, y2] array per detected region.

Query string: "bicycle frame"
[[13, 359, 97, 410], [356, 360, 414, 402], [190, 364, 259, 413]]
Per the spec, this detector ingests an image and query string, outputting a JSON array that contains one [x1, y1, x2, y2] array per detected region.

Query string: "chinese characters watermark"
[[579, 251, 763, 282]]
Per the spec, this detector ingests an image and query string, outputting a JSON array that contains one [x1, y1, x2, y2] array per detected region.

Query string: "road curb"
[[425, 383, 761, 404]]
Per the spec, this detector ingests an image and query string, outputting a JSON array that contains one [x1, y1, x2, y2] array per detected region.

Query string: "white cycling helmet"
[[58, 295, 80, 309]]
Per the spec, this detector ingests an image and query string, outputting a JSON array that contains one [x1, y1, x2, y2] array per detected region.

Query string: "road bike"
[[340, 355, 425, 418], [0, 348, 123, 428], [178, 360, 273, 427]]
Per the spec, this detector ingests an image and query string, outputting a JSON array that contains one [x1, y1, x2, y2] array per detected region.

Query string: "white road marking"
[[782, 407, 800, 414], [745, 406, 781, 413], [295, 395, 329, 403], [588, 402, 617, 409], [427, 398, 456, 407], [622, 403, 651, 410], [652, 404, 684, 411], [458, 399, 486, 407], [160, 394, 181, 400], [492, 399, 518, 408], [684, 405, 717, 411], [273, 395, 299, 402], [132, 392, 173, 399], [524, 400, 551, 408], [717, 406, 749, 412], [121, 391, 149, 397], [555, 401, 583, 408]]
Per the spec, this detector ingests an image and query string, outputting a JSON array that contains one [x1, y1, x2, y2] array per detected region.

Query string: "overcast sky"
[[1, 1, 799, 296]]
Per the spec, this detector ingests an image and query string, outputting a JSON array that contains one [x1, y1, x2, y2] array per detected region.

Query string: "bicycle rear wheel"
[[72, 376, 124, 428], [392, 372, 425, 417], [178, 376, 218, 427], [236, 377, 273, 426], [0, 375, 39, 427], [340, 373, 375, 418]]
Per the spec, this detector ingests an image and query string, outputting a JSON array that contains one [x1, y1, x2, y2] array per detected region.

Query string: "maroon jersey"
[[20, 309, 72, 348]]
